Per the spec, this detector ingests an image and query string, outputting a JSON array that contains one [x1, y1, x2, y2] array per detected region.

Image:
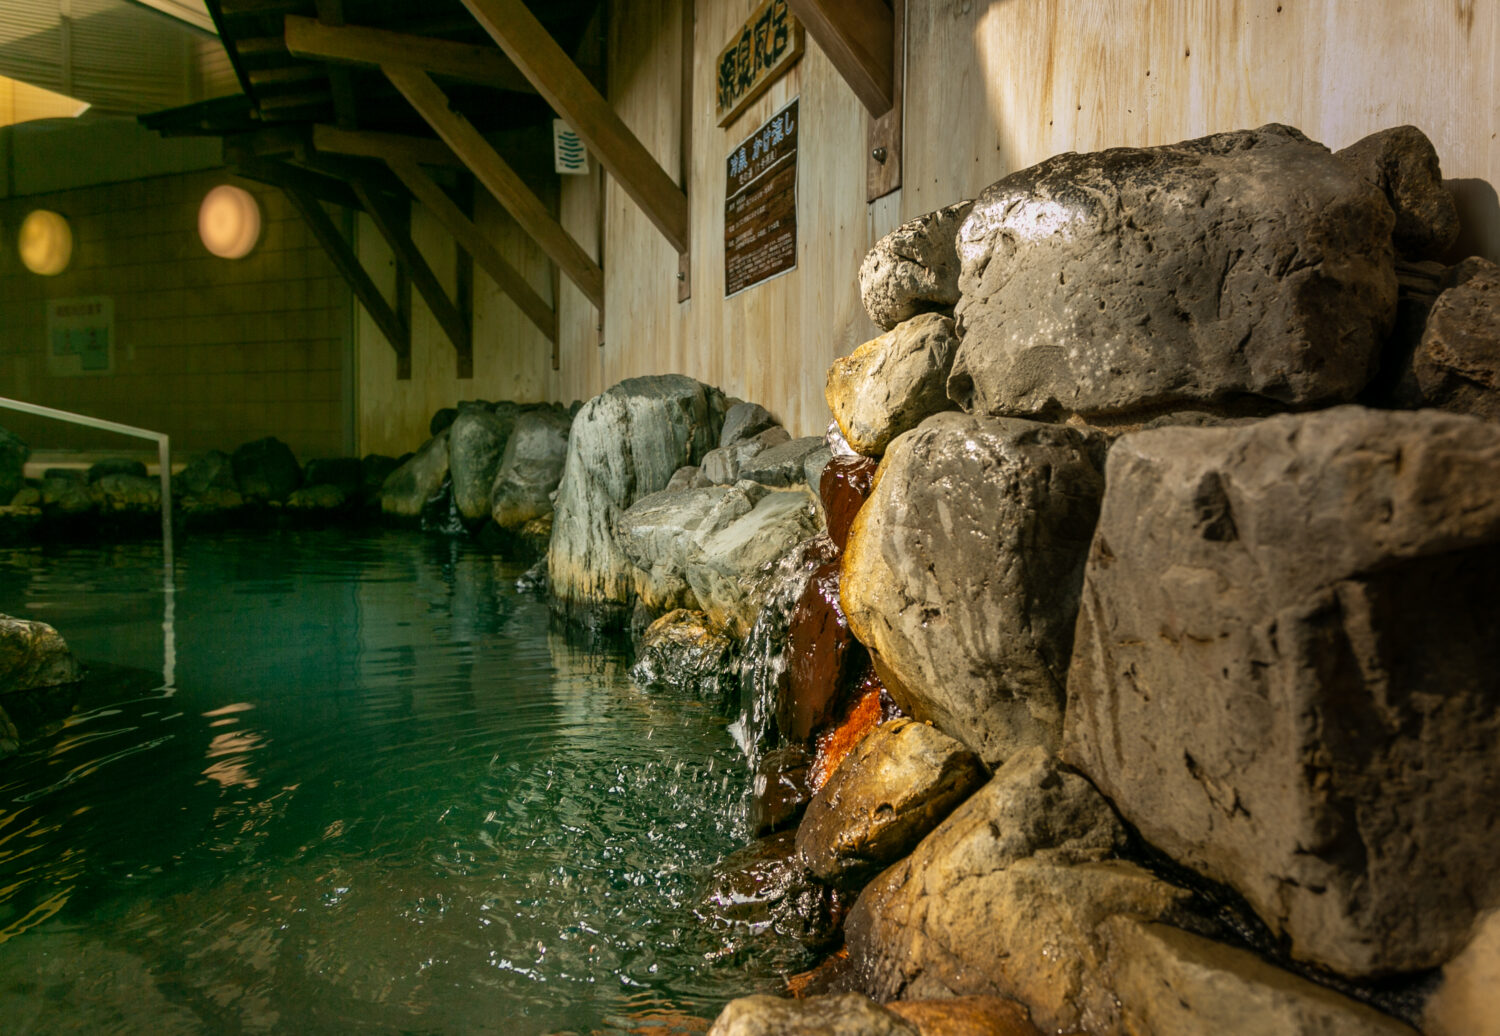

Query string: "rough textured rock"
[[701, 829, 849, 952], [548, 375, 726, 628], [781, 561, 864, 744], [285, 484, 346, 510], [1424, 910, 1500, 1036], [231, 436, 302, 502], [1335, 125, 1460, 259], [447, 404, 514, 525], [177, 450, 236, 496], [429, 406, 458, 436], [886, 997, 1040, 1036], [819, 455, 877, 553], [739, 437, 827, 487], [701, 426, 791, 484], [719, 401, 780, 447], [1062, 406, 1500, 976], [40, 476, 95, 515], [750, 744, 812, 837], [86, 457, 146, 483], [686, 488, 824, 637], [0, 614, 83, 693], [797, 718, 986, 889], [1412, 257, 1500, 419], [709, 993, 918, 1036], [827, 314, 960, 456], [0, 426, 26, 505], [629, 609, 739, 708], [489, 406, 572, 529], [841, 413, 1107, 765], [616, 484, 763, 614], [1106, 919, 1418, 1036], [810, 670, 900, 792], [951, 124, 1396, 421], [860, 201, 973, 331], [302, 457, 364, 498], [380, 431, 450, 519], [92, 474, 160, 512], [846, 747, 1194, 1035]]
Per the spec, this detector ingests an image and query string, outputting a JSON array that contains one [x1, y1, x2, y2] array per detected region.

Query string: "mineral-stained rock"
[[92, 474, 160, 512], [719, 401, 781, 447], [177, 450, 236, 497], [1062, 406, 1500, 977], [0, 426, 27, 505], [796, 718, 986, 890], [702, 829, 849, 952], [1335, 125, 1460, 259], [860, 201, 974, 331], [885, 996, 1041, 1036], [302, 457, 363, 498], [781, 561, 864, 744], [86, 457, 146, 483], [846, 747, 1194, 1035], [448, 404, 514, 526], [709, 993, 918, 1036], [548, 375, 727, 629], [1105, 919, 1419, 1036], [809, 669, 900, 792], [951, 124, 1397, 421], [751, 744, 813, 837], [380, 431, 450, 519], [740, 437, 827, 487], [489, 406, 572, 529], [686, 488, 824, 636], [701, 426, 791, 484], [841, 413, 1107, 765], [1413, 257, 1500, 419], [629, 608, 739, 708], [827, 314, 960, 456], [616, 483, 763, 614], [819, 455, 878, 553], [1424, 910, 1500, 1036], [231, 436, 302, 502], [0, 614, 83, 693]]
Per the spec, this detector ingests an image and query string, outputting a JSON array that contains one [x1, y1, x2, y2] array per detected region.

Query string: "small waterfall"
[[419, 476, 466, 536]]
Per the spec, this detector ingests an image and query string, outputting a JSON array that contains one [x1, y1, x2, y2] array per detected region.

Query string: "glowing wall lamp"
[[198, 184, 261, 259], [18, 209, 73, 276]]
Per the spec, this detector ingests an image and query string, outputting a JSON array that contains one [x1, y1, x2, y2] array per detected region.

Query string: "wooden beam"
[[784, 0, 893, 116], [384, 63, 604, 310], [237, 35, 286, 56], [866, 0, 903, 200], [386, 156, 557, 343], [313, 124, 464, 169], [460, 0, 690, 253], [313, 0, 360, 130], [257, 90, 333, 112], [280, 184, 411, 379], [233, 156, 362, 211], [248, 65, 326, 87], [285, 15, 538, 95]]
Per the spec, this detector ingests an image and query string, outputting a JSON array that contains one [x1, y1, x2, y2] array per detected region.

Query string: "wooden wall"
[[356, 0, 1500, 447]]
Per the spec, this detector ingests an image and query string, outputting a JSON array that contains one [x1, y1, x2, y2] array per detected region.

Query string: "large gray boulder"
[[176, 450, 236, 497], [1335, 125, 1460, 259], [1412, 257, 1500, 419], [1062, 406, 1500, 977], [825, 313, 960, 456], [718, 401, 780, 447], [699, 426, 790, 484], [615, 483, 762, 614], [739, 436, 828, 487], [447, 404, 514, 525], [951, 124, 1397, 421], [489, 406, 571, 530], [379, 430, 450, 519], [547, 375, 727, 628], [859, 200, 973, 331], [231, 436, 301, 502], [709, 993, 918, 1036], [841, 413, 1107, 765], [685, 487, 823, 637], [0, 426, 26, 505]]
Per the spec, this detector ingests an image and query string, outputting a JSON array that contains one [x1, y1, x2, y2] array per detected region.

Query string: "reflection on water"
[[0, 530, 807, 1033]]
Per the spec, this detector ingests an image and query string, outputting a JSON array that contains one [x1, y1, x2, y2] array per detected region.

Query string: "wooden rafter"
[[312, 0, 360, 130], [312, 124, 465, 170], [784, 0, 893, 116], [284, 15, 540, 95]]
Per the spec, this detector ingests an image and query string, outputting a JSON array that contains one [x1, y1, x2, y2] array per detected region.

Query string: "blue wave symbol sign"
[[553, 120, 588, 174]]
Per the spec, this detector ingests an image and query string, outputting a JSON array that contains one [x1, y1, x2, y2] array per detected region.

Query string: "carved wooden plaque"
[[715, 0, 804, 127]]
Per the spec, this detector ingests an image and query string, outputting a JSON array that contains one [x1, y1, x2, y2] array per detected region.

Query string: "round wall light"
[[198, 184, 261, 259], [18, 209, 73, 276]]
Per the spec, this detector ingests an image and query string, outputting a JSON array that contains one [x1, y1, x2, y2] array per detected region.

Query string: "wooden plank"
[[678, 0, 693, 302], [313, 124, 464, 169], [386, 156, 557, 343], [257, 90, 333, 111], [454, 177, 475, 379], [248, 66, 325, 87], [866, 0, 902, 200], [237, 35, 286, 56], [284, 15, 538, 95], [313, 0, 361, 130], [460, 0, 691, 253], [233, 156, 362, 210], [784, 0, 892, 116], [281, 183, 411, 379], [384, 62, 604, 310]]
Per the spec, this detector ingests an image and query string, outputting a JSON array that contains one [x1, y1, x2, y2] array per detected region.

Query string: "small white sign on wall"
[[46, 296, 114, 376], [553, 120, 589, 175]]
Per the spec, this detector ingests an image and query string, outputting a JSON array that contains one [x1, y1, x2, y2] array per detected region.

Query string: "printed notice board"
[[725, 98, 798, 298], [47, 296, 114, 376]]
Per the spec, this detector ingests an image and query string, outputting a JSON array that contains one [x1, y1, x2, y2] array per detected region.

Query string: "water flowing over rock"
[[859, 200, 973, 331], [700, 829, 849, 952], [0, 427, 27, 505], [685, 489, 824, 637], [231, 437, 302, 502], [826, 313, 960, 456], [796, 718, 985, 890], [1335, 125, 1460, 259], [950, 124, 1397, 421], [629, 609, 739, 709], [87, 458, 147, 482], [1412, 257, 1500, 419], [177, 449, 236, 497], [718, 401, 781, 447], [616, 483, 764, 614], [709, 992, 918, 1036], [1062, 406, 1500, 977], [841, 413, 1107, 765], [700, 426, 791, 484], [750, 745, 812, 837], [738, 437, 827, 487], [547, 375, 727, 630], [380, 430, 450, 519], [780, 561, 863, 744], [447, 404, 514, 526], [819, 455, 877, 552], [489, 406, 571, 530]]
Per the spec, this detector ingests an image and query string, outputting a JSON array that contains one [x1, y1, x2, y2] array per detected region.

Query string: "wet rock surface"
[[826, 313, 960, 456], [841, 413, 1107, 765], [1412, 257, 1500, 419], [616, 483, 762, 614], [1, 614, 83, 694], [701, 830, 849, 953], [447, 404, 514, 526], [951, 124, 1396, 421], [686, 488, 823, 637], [738, 437, 826, 487], [231, 436, 302, 502], [1062, 406, 1500, 976], [92, 474, 161, 512], [177, 450, 237, 496], [885, 996, 1041, 1036], [629, 609, 739, 708], [750, 745, 813, 837], [380, 430, 450, 519], [819, 455, 877, 553], [489, 406, 571, 530], [1335, 125, 1460, 259], [859, 201, 973, 331], [809, 671, 900, 792], [709, 992, 918, 1036], [780, 561, 862, 745]]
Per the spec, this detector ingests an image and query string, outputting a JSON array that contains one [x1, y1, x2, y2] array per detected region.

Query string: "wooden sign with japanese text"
[[715, 0, 803, 127], [725, 98, 798, 297]]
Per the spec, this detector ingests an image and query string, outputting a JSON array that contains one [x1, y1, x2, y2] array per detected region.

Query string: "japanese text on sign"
[[715, 0, 804, 127], [725, 99, 798, 297], [46, 296, 114, 376]]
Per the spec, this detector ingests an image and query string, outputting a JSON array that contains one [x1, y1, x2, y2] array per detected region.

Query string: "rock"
[[231, 436, 302, 502], [809, 668, 899, 792], [285, 484, 346, 510], [709, 993, 918, 1036], [0, 614, 83, 692], [860, 201, 974, 331], [616, 484, 763, 614], [827, 314, 961, 456], [750, 745, 813, 837], [548, 375, 727, 629], [180, 486, 243, 514], [719, 401, 781, 447], [665, 465, 701, 491], [951, 124, 1397, 421], [819, 455, 878, 553], [796, 718, 986, 889], [740, 437, 828, 487], [701, 426, 791, 484], [781, 561, 866, 744], [92, 474, 160, 512], [1424, 910, 1500, 1036], [1062, 406, 1500, 977], [9, 487, 40, 509], [302, 457, 363, 498], [886, 997, 1041, 1036], [40, 476, 96, 515], [0, 426, 26, 504], [448, 404, 515, 526], [86, 457, 146, 483], [380, 431, 450, 519], [489, 406, 571, 529], [429, 406, 458, 436], [176, 450, 236, 496], [802, 445, 833, 500], [1335, 125, 1460, 259], [1105, 919, 1418, 1036], [686, 488, 824, 637], [629, 609, 739, 708], [845, 747, 1195, 1035], [841, 413, 1107, 765], [41, 468, 83, 482], [702, 829, 849, 952], [360, 454, 401, 500], [826, 420, 857, 459], [1412, 257, 1500, 419]]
